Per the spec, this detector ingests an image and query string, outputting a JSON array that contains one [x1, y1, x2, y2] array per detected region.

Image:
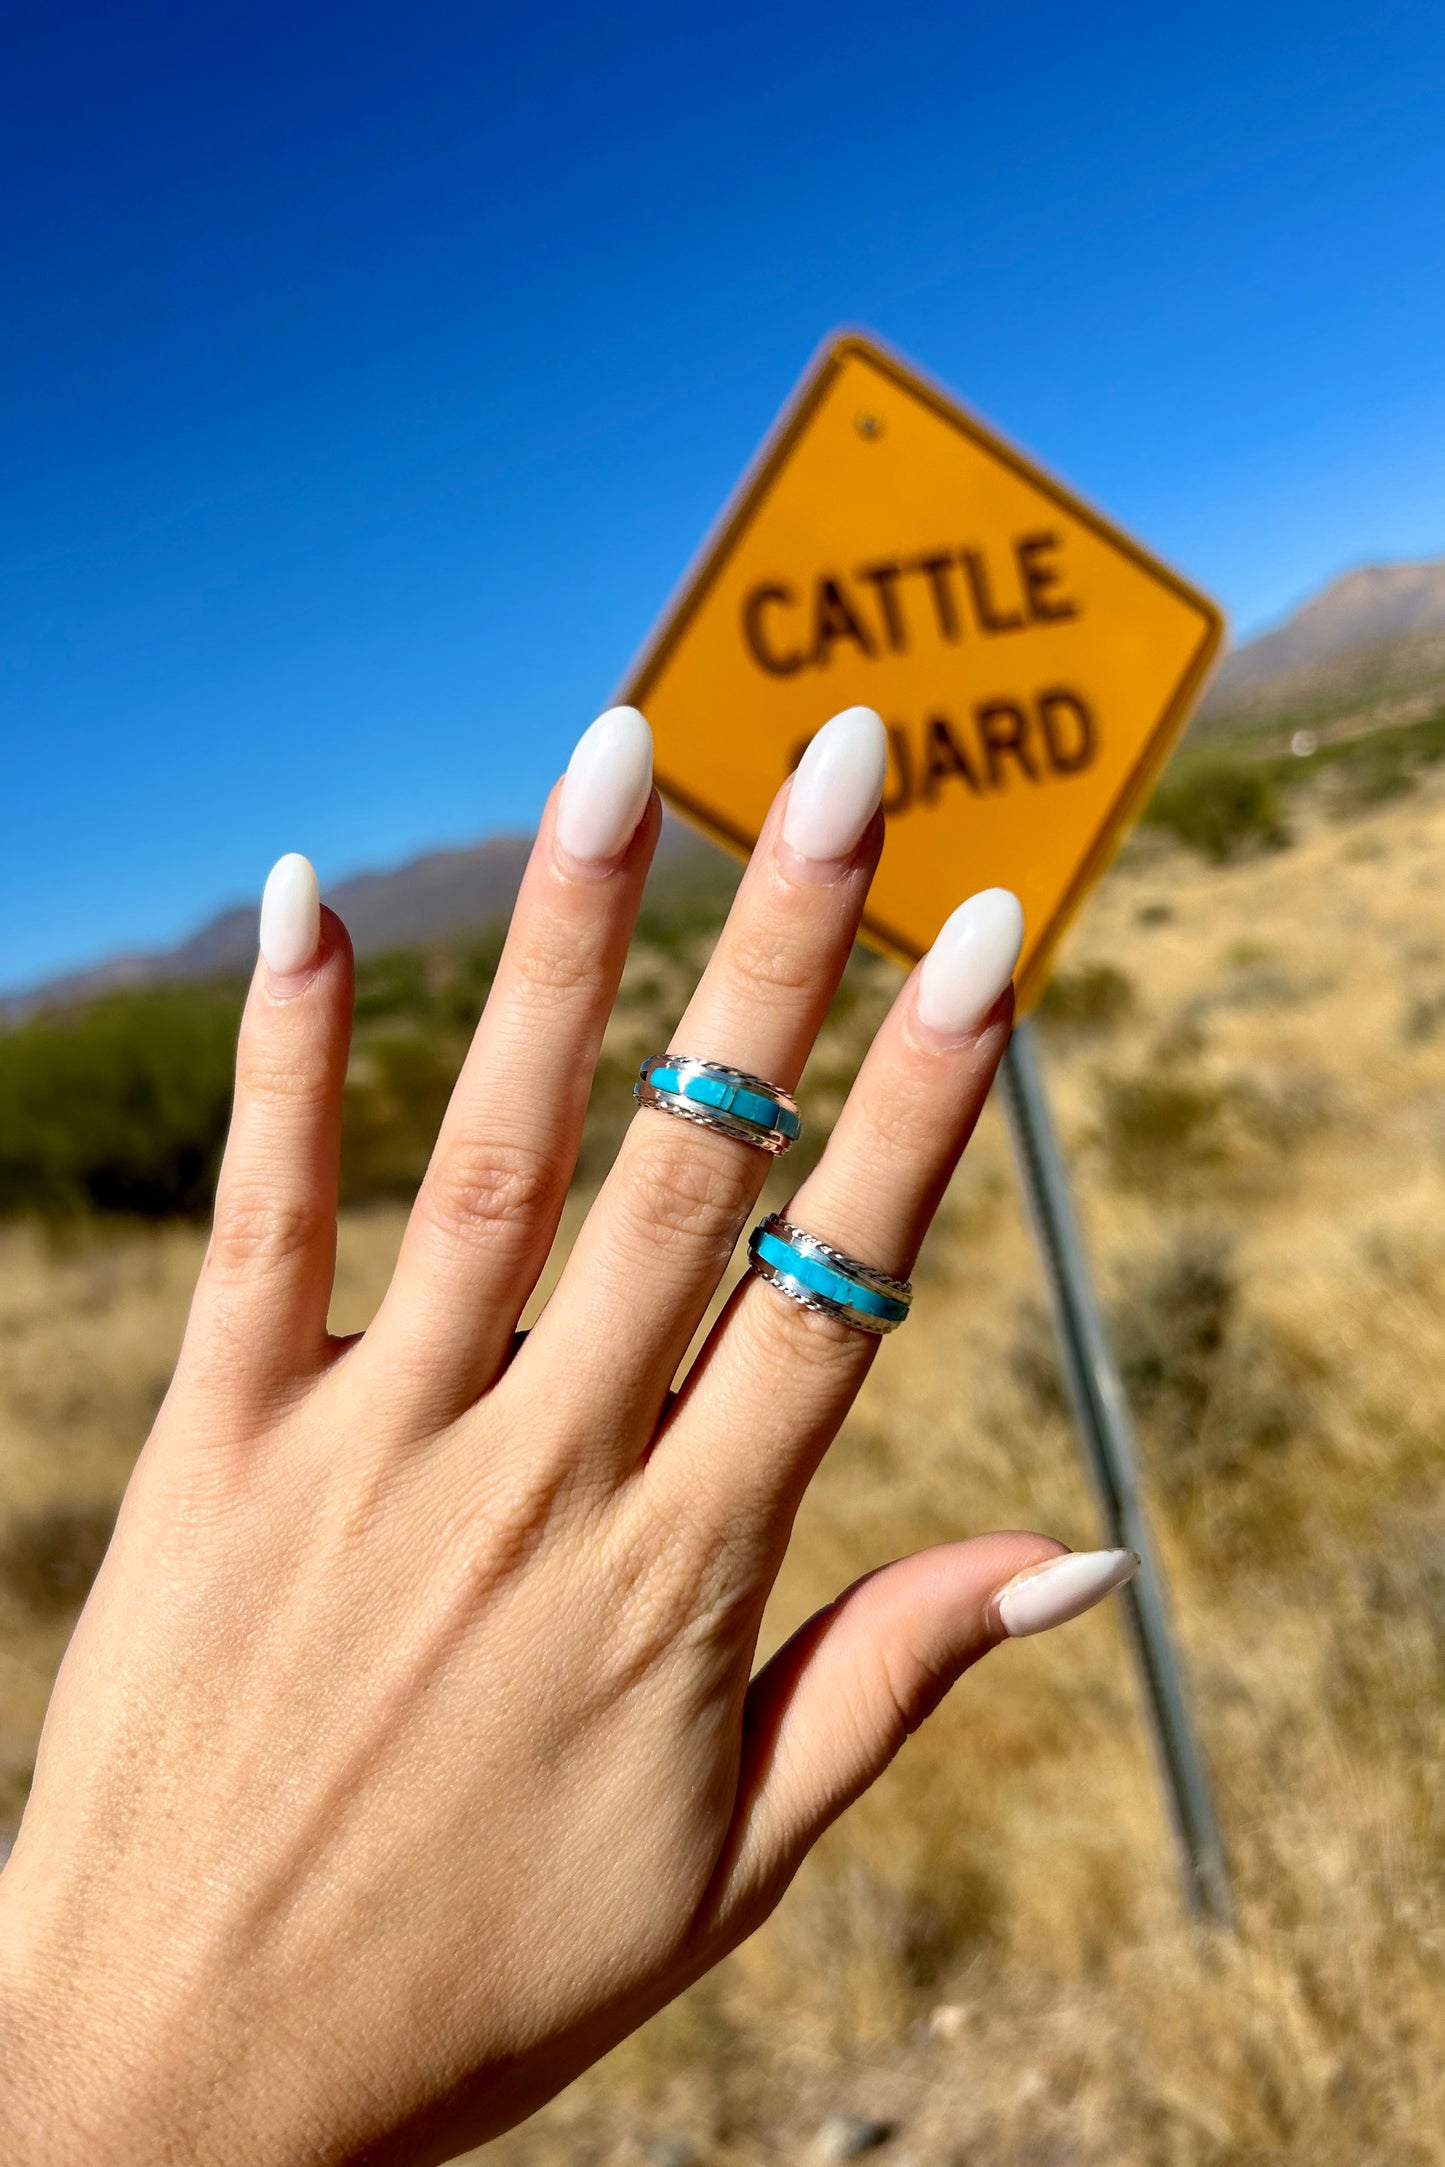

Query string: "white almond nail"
[[782, 706, 888, 862], [555, 706, 654, 864], [996, 1548, 1139, 1638], [259, 854, 321, 976], [915, 888, 1025, 1036]]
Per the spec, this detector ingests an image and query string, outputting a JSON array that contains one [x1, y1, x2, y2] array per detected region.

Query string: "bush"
[[1096, 1072, 1229, 1190], [1013, 1236, 1301, 1514], [1038, 961, 1135, 1036], [1316, 710, 1445, 814], [0, 985, 243, 1219], [352, 948, 435, 1024], [1145, 757, 1289, 863], [1112, 1232, 1299, 1509], [340, 1031, 469, 1204], [0, 1501, 116, 1614], [633, 864, 739, 963], [0, 876, 742, 1226]]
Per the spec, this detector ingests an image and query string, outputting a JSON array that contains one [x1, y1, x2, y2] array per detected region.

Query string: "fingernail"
[[995, 1549, 1139, 1638], [259, 854, 321, 976], [915, 888, 1025, 1036], [555, 706, 653, 864], [782, 706, 887, 862]]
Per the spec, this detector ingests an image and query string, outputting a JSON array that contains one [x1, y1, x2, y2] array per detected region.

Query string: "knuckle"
[[675, 1533, 758, 1650], [419, 1136, 556, 1247], [838, 1655, 904, 1770], [208, 1183, 329, 1277], [878, 1634, 943, 1743], [606, 1498, 755, 1677], [235, 1040, 334, 1114], [843, 1090, 916, 1162], [751, 1285, 862, 1376], [622, 1131, 755, 1251], [503, 923, 598, 1005], [720, 917, 817, 1002]]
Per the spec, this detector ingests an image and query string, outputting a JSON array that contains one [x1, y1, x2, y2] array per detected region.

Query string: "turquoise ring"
[[634, 1055, 801, 1156], [747, 1213, 913, 1335]]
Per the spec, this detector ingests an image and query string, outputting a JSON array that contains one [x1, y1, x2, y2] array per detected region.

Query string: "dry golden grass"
[[4, 777, 1445, 2163]]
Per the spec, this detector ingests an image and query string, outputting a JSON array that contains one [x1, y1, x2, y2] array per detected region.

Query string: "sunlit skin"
[[0, 711, 1132, 2167]]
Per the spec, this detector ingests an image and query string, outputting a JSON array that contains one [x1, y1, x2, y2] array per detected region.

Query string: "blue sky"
[[4, 0, 1445, 989]]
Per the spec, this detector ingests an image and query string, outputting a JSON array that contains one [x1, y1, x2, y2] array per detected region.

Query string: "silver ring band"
[[634, 1056, 801, 1156], [747, 1213, 913, 1334]]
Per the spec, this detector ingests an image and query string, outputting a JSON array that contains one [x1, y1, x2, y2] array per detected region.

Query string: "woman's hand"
[[0, 705, 1135, 2167]]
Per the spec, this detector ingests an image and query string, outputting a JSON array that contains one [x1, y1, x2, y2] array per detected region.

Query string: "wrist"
[[0, 1936, 96, 2167], [0, 1893, 248, 2167]]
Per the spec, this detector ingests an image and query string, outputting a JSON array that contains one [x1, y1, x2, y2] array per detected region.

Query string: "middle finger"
[[518, 705, 887, 1460]]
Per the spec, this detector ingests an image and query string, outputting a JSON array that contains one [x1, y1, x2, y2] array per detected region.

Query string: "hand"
[[0, 705, 1136, 2166]]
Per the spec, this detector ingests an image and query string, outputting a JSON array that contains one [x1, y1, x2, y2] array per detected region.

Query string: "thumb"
[[704, 1535, 1138, 1941]]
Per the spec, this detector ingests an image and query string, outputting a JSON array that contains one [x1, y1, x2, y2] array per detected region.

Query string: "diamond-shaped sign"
[[617, 332, 1223, 1008]]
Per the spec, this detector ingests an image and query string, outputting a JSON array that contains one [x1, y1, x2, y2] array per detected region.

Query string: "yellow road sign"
[[618, 331, 1223, 1009]]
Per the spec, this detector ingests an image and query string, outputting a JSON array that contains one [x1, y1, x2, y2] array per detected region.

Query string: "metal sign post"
[[999, 1019, 1233, 1925]]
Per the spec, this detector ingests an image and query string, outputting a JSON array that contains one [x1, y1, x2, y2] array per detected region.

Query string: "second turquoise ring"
[[634, 1055, 802, 1156], [747, 1214, 913, 1335]]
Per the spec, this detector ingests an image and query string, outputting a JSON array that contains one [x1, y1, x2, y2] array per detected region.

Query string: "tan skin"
[[0, 770, 1067, 2166]]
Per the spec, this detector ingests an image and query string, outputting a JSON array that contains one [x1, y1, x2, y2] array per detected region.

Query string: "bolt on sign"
[[617, 332, 1223, 1009]]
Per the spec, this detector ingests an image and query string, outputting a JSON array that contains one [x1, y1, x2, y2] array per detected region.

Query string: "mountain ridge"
[[2, 821, 730, 1019], [1198, 553, 1445, 731], [1208, 557, 1445, 695], [11, 552, 1445, 1015]]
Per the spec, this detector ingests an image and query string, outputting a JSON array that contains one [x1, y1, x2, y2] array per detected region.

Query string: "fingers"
[[187, 858, 352, 1405], [657, 888, 1025, 1525], [703, 1539, 1139, 1939], [517, 707, 888, 1459], [367, 709, 659, 1422]]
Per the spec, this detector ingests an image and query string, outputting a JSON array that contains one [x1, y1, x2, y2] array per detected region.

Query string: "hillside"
[[4, 818, 733, 1019], [5, 765, 1445, 2161], [11, 550, 1445, 1018], [1213, 557, 1445, 692], [1197, 553, 1445, 741]]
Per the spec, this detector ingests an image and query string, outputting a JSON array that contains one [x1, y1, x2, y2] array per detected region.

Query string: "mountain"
[[15, 553, 1445, 1014], [1211, 558, 1445, 694], [5, 820, 731, 1018], [1197, 555, 1445, 736]]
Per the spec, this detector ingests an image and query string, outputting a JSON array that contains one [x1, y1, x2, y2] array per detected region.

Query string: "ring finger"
[[655, 886, 1026, 1533]]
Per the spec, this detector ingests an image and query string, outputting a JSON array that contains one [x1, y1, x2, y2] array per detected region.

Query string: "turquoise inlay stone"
[[754, 1229, 909, 1323], [730, 1085, 775, 1126], [649, 1063, 793, 1137]]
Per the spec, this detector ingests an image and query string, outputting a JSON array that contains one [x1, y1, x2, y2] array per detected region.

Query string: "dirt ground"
[[3, 775, 1444, 2164]]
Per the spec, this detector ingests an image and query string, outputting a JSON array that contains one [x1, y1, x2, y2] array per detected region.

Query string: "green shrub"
[[340, 1032, 468, 1204], [1145, 758, 1289, 863], [0, 985, 243, 1219], [634, 863, 739, 961], [1112, 1233, 1299, 1509], [0, 1501, 117, 1614], [0, 879, 742, 1226], [1404, 990, 1445, 1043], [1096, 1072, 1229, 1190], [1038, 961, 1136, 1036], [1319, 711, 1445, 814], [352, 948, 435, 1024], [1012, 1236, 1301, 1515]]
